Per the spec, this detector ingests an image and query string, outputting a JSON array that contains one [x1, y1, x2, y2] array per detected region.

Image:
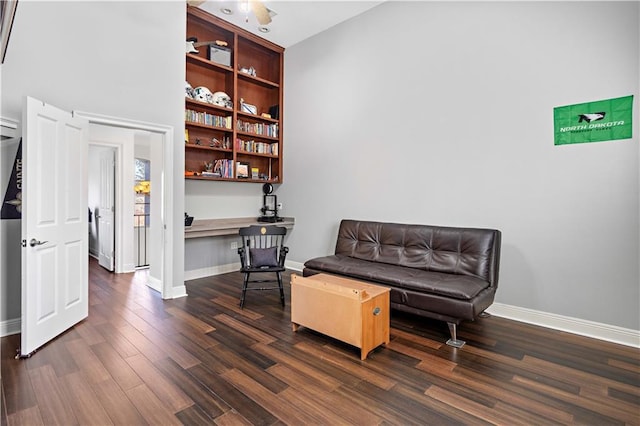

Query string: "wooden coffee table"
[[291, 273, 390, 360]]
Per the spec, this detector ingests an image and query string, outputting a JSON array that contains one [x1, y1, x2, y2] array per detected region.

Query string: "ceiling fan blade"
[[250, 1, 272, 25]]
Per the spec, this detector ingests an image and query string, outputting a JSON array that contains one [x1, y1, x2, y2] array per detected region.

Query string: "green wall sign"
[[554, 95, 634, 146]]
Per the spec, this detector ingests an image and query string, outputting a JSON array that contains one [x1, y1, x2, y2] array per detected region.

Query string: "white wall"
[[282, 2, 639, 330], [0, 1, 186, 324]]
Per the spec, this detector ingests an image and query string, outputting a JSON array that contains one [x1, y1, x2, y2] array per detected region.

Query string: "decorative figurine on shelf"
[[239, 66, 256, 77], [185, 81, 195, 99], [210, 137, 221, 148], [240, 98, 258, 115], [211, 91, 233, 109], [193, 86, 215, 104], [204, 162, 214, 173], [195, 138, 202, 145]]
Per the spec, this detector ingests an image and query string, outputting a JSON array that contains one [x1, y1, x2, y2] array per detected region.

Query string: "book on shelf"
[[185, 109, 232, 129], [213, 159, 233, 178], [236, 119, 278, 137], [235, 138, 278, 156]]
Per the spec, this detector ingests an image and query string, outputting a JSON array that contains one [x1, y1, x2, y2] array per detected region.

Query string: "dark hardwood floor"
[[2, 258, 639, 425]]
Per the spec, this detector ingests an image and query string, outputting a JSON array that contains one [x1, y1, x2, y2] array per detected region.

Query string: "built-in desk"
[[185, 217, 295, 239]]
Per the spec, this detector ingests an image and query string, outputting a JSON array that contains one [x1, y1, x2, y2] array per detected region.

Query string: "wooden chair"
[[237, 225, 289, 308]]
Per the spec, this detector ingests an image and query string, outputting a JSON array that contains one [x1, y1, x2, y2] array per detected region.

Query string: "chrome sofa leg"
[[446, 322, 466, 348]]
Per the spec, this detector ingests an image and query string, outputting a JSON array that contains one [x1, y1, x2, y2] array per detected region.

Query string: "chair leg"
[[277, 271, 285, 307], [240, 272, 250, 309]]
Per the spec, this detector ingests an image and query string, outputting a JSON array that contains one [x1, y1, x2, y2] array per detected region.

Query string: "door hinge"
[[21, 239, 26, 247]]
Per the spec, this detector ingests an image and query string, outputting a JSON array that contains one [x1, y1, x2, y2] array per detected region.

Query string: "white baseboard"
[[146, 275, 162, 292], [185, 261, 304, 282], [1, 318, 21, 336], [486, 302, 640, 348], [184, 262, 241, 281], [285, 260, 304, 272], [169, 285, 188, 299]]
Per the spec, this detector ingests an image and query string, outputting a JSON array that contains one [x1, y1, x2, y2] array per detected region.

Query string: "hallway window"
[[134, 158, 150, 267]]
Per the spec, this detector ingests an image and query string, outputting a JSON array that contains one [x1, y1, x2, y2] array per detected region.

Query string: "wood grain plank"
[[6, 406, 44, 426], [23, 333, 79, 378], [124, 354, 193, 413], [174, 404, 214, 425], [295, 341, 398, 390], [512, 374, 637, 424], [220, 368, 319, 424], [416, 357, 575, 424], [125, 384, 182, 426], [153, 357, 229, 420], [187, 363, 277, 426], [91, 378, 148, 425], [214, 313, 276, 344], [91, 342, 143, 391], [1, 335, 38, 414], [425, 385, 532, 426], [58, 371, 113, 425], [390, 327, 444, 350], [93, 322, 140, 358], [64, 338, 111, 384], [211, 295, 264, 320], [267, 364, 383, 425], [74, 321, 106, 346], [165, 306, 216, 334], [116, 324, 167, 363], [253, 342, 341, 391], [209, 344, 287, 394], [27, 365, 77, 425], [211, 410, 253, 426]]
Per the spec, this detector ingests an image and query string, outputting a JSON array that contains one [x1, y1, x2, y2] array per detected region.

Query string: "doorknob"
[[29, 238, 48, 247]]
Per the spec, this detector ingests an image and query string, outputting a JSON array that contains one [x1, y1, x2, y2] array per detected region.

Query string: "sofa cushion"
[[335, 220, 500, 285], [304, 255, 490, 300]]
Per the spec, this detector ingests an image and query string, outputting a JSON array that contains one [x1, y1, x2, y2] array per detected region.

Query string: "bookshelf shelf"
[[185, 6, 284, 183]]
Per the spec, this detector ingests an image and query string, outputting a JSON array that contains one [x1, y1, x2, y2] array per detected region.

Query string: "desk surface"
[[185, 216, 295, 239]]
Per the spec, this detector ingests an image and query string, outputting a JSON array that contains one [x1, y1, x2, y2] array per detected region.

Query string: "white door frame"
[[76, 111, 174, 299]]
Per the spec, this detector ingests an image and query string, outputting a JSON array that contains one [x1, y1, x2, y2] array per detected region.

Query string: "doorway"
[[88, 145, 116, 272], [77, 111, 174, 299]]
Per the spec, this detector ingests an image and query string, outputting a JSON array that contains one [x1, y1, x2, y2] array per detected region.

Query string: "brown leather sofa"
[[303, 219, 502, 347]]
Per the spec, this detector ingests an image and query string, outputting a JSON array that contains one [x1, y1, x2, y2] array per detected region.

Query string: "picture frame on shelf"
[[240, 100, 258, 115], [237, 162, 249, 178]]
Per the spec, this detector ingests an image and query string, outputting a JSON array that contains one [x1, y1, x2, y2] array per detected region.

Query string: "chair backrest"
[[239, 225, 287, 268]]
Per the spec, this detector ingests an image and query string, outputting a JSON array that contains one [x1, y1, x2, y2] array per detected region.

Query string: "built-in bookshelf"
[[185, 6, 284, 183]]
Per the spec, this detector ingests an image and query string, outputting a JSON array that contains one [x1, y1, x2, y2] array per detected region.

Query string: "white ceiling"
[[196, 1, 385, 48]]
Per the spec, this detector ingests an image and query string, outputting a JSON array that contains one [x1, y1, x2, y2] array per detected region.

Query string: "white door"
[[21, 97, 89, 357], [98, 149, 115, 271]]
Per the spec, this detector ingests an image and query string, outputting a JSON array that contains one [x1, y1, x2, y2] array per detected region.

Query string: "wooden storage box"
[[291, 273, 390, 360]]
